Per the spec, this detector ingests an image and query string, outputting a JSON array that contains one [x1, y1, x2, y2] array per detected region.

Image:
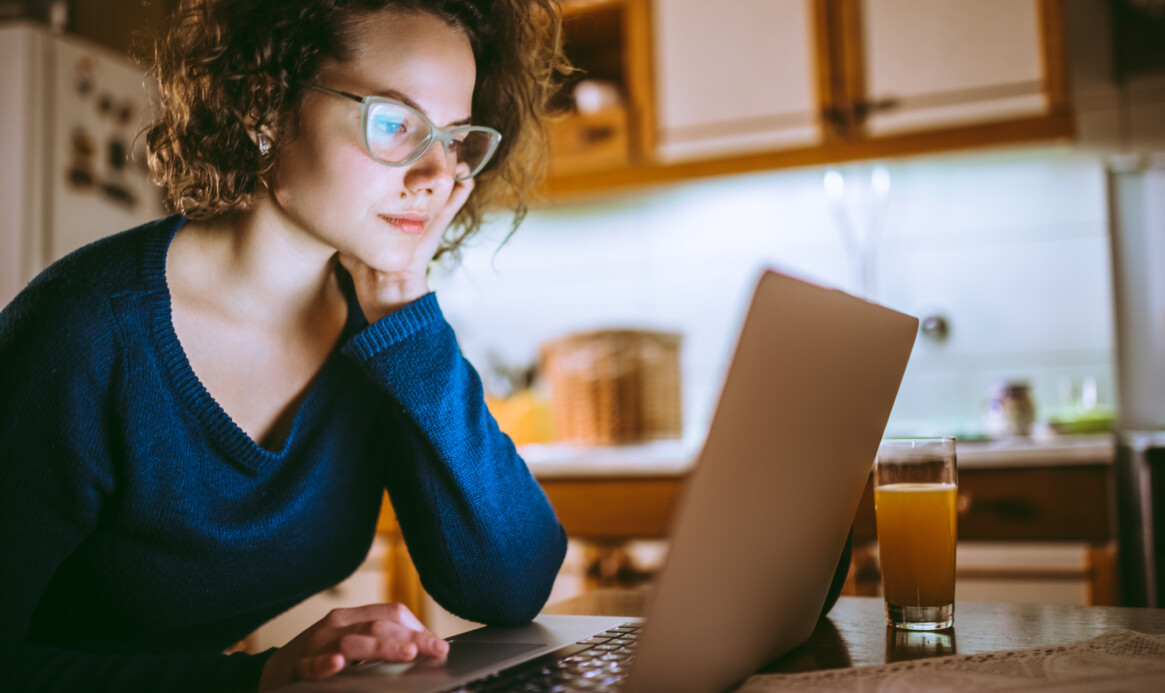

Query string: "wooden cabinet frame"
[[820, 0, 1070, 140], [545, 0, 1073, 199], [551, 0, 657, 171]]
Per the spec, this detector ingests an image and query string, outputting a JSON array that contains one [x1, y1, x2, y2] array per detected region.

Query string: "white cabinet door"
[[860, 0, 1049, 136], [653, 0, 821, 162]]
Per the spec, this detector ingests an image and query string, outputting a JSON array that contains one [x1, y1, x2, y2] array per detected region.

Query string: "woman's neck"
[[173, 206, 346, 331]]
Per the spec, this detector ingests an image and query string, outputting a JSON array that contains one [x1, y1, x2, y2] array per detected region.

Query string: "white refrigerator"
[[0, 21, 166, 308], [1109, 161, 1165, 607]]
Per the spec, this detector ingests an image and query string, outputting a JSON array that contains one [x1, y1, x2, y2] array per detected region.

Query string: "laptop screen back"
[[625, 270, 918, 693]]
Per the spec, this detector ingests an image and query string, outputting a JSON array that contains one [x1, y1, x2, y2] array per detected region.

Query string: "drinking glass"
[[874, 437, 958, 630]]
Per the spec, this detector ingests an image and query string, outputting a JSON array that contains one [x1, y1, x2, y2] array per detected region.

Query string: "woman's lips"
[[379, 213, 428, 236]]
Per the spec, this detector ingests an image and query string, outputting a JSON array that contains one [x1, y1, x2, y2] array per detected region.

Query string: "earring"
[[256, 132, 272, 157]]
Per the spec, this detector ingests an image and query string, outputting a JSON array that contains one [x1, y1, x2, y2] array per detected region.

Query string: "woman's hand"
[[257, 603, 449, 690], [339, 178, 475, 323]]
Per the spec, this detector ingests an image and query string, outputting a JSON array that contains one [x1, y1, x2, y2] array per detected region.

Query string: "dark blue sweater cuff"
[[225, 648, 276, 692], [342, 292, 443, 361]]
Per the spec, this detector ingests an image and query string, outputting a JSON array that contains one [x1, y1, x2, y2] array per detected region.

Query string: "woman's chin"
[[359, 244, 421, 274]]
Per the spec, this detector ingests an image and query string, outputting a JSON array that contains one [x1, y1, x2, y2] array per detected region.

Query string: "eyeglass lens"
[[367, 101, 495, 179]]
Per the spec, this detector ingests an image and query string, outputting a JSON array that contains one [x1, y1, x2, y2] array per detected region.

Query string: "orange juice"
[[874, 483, 957, 607]]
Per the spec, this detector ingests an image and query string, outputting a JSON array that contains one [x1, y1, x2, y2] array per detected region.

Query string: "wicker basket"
[[540, 329, 682, 445]]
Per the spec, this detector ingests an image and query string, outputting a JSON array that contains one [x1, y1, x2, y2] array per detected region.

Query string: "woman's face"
[[266, 9, 476, 271]]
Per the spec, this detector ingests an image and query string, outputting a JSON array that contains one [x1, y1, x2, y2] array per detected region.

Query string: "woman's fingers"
[[296, 652, 346, 680], [263, 603, 443, 690], [338, 632, 418, 661], [279, 603, 452, 688], [416, 630, 450, 658], [361, 614, 447, 656], [374, 602, 427, 632], [325, 603, 426, 631], [424, 177, 474, 247], [316, 605, 450, 661], [347, 615, 449, 659]]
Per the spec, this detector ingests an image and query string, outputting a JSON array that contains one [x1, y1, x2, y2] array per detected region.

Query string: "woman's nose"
[[405, 141, 455, 196]]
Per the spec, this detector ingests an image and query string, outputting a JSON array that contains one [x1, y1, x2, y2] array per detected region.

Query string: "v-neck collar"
[[141, 216, 366, 476]]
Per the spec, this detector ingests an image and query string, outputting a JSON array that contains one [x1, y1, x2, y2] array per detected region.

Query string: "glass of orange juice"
[[874, 437, 957, 630]]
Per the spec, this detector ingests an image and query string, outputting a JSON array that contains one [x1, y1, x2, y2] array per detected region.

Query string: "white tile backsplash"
[[878, 235, 1113, 356], [435, 147, 1116, 438], [882, 149, 1108, 243]]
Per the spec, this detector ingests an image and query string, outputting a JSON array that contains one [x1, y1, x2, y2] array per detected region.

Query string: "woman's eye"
[[371, 118, 406, 137]]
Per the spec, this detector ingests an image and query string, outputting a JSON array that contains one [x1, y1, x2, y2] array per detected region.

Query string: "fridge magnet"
[[99, 137, 138, 208], [73, 56, 94, 97], [99, 181, 137, 208], [65, 126, 96, 190]]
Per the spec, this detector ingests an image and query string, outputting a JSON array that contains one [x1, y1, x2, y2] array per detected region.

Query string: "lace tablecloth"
[[738, 629, 1165, 692]]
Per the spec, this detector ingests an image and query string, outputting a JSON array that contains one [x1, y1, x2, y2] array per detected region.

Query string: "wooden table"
[[544, 590, 1165, 673]]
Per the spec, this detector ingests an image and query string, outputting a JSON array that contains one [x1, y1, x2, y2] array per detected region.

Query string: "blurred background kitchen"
[[3, 0, 1164, 646]]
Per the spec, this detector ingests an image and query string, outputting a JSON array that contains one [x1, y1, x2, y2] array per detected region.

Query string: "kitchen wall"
[[432, 145, 1115, 441]]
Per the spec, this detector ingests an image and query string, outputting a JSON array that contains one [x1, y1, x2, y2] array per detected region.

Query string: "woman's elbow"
[[443, 526, 568, 625]]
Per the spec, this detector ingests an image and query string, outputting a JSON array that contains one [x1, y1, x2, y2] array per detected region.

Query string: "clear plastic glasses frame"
[[305, 82, 502, 181]]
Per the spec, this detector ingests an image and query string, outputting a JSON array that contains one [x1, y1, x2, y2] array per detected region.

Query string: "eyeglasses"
[[305, 82, 502, 181]]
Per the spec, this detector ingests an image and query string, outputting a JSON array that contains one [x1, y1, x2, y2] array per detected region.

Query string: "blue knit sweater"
[[0, 216, 568, 692]]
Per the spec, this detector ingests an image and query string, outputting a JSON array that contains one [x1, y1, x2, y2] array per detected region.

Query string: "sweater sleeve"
[[0, 278, 271, 693], [342, 293, 567, 626]]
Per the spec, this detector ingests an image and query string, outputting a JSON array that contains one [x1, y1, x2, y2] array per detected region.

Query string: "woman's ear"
[[242, 114, 276, 155]]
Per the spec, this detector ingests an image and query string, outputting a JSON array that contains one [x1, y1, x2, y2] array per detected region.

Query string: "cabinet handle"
[[821, 106, 852, 134], [822, 98, 899, 134], [984, 498, 1040, 522], [958, 493, 1040, 522], [852, 98, 900, 120], [579, 124, 617, 145]]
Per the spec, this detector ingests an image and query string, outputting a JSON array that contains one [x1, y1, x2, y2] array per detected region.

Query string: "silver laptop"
[[283, 269, 918, 693]]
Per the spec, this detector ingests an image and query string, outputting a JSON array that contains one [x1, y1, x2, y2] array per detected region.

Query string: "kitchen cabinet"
[[374, 478, 683, 628], [545, 0, 1073, 198], [373, 440, 1121, 629], [652, 0, 821, 161], [654, 0, 1065, 153], [854, 0, 1058, 137], [853, 465, 1113, 546], [848, 463, 1120, 606], [547, 0, 655, 175]]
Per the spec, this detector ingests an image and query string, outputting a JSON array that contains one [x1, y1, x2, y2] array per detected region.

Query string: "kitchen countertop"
[[520, 433, 1115, 478], [953, 433, 1115, 468]]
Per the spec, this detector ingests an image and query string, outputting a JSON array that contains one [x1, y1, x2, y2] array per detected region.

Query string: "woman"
[[0, 1, 568, 690]]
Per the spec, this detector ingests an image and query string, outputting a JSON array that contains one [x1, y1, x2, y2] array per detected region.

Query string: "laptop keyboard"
[[449, 623, 641, 692]]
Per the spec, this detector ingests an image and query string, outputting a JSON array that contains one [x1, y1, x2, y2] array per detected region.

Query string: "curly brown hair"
[[145, 0, 567, 258]]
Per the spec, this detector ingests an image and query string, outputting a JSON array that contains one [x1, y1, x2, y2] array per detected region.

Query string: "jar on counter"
[[986, 381, 1036, 437]]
